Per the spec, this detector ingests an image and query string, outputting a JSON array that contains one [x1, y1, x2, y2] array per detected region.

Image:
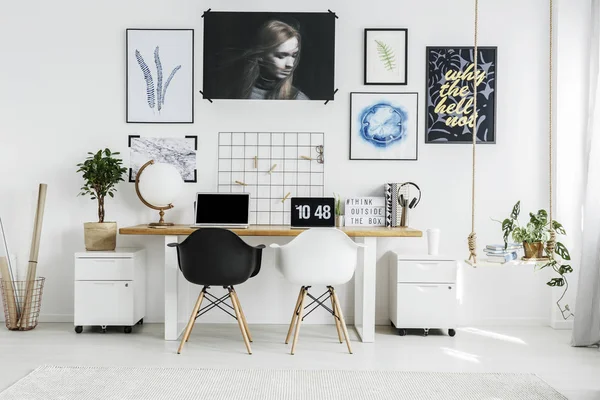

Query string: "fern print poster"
[[426, 46, 497, 143], [364, 29, 408, 85], [127, 29, 194, 123]]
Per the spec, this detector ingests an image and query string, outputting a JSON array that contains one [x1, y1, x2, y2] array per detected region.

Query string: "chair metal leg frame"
[[287, 286, 352, 354], [187, 290, 232, 342], [178, 285, 252, 355], [228, 287, 252, 355]]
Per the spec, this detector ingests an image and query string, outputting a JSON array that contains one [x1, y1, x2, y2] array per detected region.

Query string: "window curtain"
[[571, 0, 600, 348]]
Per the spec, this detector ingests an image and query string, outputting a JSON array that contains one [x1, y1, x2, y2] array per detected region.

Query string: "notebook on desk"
[[190, 193, 250, 229]]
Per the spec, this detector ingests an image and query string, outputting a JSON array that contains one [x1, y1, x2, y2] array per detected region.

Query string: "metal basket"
[[0, 277, 45, 331]]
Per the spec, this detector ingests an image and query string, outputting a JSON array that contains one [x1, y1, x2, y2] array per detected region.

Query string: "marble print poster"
[[129, 136, 197, 182]]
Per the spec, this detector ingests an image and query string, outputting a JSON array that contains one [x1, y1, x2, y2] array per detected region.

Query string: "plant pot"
[[84, 222, 117, 251], [523, 241, 544, 259], [336, 215, 345, 227]]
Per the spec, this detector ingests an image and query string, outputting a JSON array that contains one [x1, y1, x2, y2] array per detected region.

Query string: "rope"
[[468, 0, 479, 264], [546, 0, 556, 259]]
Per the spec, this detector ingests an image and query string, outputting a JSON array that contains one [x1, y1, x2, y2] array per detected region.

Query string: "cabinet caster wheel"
[[74, 326, 83, 334], [124, 326, 133, 334], [137, 318, 144, 325], [448, 329, 456, 337], [398, 329, 407, 336]]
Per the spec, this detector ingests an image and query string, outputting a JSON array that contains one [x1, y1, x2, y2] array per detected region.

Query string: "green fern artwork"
[[375, 40, 397, 72]]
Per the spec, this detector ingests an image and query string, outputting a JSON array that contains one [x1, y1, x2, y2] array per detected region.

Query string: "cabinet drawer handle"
[[92, 282, 116, 285]]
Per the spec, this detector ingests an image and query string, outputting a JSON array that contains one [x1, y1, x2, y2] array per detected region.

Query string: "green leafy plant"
[[334, 193, 342, 216], [375, 40, 396, 72], [500, 201, 574, 320], [77, 149, 127, 223]]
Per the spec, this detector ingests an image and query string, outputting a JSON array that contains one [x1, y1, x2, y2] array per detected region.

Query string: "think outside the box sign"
[[345, 197, 386, 227]]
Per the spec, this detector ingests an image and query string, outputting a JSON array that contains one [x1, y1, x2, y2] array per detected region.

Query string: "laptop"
[[191, 193, 250, 228]]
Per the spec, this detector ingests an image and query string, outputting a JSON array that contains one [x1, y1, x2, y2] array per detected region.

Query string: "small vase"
[[523, 241, 544, 259], [84, 222, 117, 251], [336, 215, 345, 227]]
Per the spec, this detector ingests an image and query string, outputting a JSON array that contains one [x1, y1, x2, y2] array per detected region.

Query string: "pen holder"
[[400, 206, 408, 227]]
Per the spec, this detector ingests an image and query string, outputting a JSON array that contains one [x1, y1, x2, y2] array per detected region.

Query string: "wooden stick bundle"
[[0, 216, 19, 329], [0, 257, 18, 329], [18, 184, 47, 329]]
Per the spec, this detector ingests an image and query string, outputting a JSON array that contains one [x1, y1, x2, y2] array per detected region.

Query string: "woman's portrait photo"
[[203, 12, 336, 101]]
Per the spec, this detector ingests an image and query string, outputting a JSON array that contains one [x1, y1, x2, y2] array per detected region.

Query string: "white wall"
[[1, 0, 555, 326]]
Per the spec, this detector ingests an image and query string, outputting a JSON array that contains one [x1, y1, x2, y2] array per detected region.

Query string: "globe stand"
[[135, 160, 176, 227]]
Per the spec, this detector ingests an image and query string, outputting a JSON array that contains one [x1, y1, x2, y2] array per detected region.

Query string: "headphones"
[[397, 182, 422, 209]]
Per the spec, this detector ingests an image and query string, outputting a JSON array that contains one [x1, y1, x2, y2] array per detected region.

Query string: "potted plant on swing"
[[77, 149, 127, 251], [500, 201, 574, 319]]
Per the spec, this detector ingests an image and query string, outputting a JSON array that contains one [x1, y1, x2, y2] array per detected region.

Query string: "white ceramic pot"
[[336, 215, 345, 227]]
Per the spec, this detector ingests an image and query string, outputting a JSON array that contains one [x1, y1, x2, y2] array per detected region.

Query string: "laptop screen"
[[195, 193, 249, 225]]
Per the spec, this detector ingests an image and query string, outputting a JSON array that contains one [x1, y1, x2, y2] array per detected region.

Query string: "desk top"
[[119, 224, 423, 238]]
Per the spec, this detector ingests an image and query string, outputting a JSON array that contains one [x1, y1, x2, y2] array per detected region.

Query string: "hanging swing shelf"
[[464, 258, 549, 268]]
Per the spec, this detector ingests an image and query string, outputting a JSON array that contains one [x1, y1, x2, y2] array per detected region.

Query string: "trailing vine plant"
[[501, 201, 574, 320]]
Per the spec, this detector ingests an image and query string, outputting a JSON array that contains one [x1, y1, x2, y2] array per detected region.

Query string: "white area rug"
[[0, 366, 566, 400]]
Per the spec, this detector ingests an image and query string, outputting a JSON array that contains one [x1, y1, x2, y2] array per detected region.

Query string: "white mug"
[[427, 229, 441, 255]]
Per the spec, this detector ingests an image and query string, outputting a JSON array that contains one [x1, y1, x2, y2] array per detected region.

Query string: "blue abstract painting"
[[350, 92, 418, 160], [359, 103, 408, 147]]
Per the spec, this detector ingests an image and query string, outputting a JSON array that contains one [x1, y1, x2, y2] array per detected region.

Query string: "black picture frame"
[[202, 12, 336, 101], [425, 46, 497, 144], [126, 28, 195, 124], [364, 29, 408, 85], [349, 92, 419, 161]]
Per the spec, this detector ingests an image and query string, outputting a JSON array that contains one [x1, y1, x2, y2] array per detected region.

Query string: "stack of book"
[[484, 243, 523, 263]]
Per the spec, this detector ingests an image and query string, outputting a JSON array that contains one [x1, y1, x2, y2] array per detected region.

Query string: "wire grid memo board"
[[218, 132, 325, 225]]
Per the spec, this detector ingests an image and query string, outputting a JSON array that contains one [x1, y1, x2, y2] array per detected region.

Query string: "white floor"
[[0, 323, 598, 400]]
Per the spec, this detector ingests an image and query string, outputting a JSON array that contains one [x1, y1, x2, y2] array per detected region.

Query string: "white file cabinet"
[[74, 248, 146, 334], [389, 252, 458, 337]]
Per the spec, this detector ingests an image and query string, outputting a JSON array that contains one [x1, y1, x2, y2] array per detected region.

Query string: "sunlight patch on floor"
[[460, 327, 527, 345]]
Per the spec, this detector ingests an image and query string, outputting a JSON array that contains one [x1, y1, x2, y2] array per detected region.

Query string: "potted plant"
[[501, 201, 574, 319], [77, 149, 127, 251], [334, 193, 344, 227]]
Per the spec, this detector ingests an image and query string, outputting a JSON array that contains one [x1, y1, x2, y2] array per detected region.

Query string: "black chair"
[[167, 228, 264, 355]]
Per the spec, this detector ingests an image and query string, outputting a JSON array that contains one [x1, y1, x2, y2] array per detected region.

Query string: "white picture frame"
[[126, 29, 194, 123]]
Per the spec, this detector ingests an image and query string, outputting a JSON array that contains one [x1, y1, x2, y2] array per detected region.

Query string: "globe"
[[137, 163, 183, 208]]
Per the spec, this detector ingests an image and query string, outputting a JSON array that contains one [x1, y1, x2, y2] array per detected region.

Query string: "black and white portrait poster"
[[426, 47, 497, 143], [203, 12, 336, 101]]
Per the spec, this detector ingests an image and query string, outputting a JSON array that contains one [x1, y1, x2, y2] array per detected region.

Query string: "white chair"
[[270, 228, 364, 355]]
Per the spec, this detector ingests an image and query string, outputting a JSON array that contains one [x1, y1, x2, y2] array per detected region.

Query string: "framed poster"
[[426, 46, 497, 143], [350, 92, 418, 161], [126, 29, 194, 123], [364, 29, 408, 85], [203, 12, 335, 101], [128, 135, 197, 183]]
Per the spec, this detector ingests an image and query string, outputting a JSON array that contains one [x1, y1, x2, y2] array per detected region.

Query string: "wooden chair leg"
[[328, 286, 343, 343], [285, 287, 304, 344], [231, 288, 252, 342], [229, 287, 252, 355], [177, 288, 205, 354], [291, 287, 308, 355], [331, 287, 353, 354]]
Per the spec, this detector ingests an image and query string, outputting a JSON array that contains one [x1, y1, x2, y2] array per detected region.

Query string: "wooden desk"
[[120, 225, 422, 342]]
